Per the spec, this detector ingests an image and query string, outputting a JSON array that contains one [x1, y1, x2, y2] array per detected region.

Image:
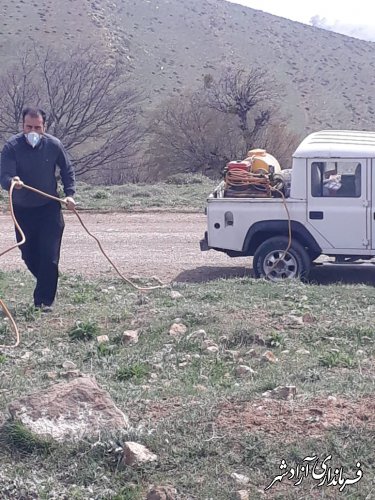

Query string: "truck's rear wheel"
[[253, 236, 311, 282]]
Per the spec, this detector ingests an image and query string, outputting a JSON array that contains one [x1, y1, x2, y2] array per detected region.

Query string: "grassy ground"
[[0, 270, 374, 499], [72, 175, 217, 212], [0, 174, 218, 214]]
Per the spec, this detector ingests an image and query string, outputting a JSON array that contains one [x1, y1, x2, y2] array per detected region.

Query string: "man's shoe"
[[35, 304, 53, 313], [41, 305, 53, 313]]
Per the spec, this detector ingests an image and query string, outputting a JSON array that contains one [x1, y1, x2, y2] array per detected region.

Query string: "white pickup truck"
[[200, 130, 375, 281]]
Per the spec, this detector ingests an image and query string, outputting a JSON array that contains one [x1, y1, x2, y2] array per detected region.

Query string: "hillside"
[[1, 0, 375, 134]]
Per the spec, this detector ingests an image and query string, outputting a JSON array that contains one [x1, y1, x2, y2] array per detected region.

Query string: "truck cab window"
[[311, 161, 361, 198]]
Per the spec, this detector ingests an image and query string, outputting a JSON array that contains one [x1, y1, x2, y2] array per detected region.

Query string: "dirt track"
[[2, 211, 375, 285], [0, 212, 251, 283]]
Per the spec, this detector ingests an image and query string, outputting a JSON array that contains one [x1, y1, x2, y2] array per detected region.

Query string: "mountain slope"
[[1, 0, 375, 134]]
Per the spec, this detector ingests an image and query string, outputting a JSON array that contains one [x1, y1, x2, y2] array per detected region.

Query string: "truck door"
[[307, 159, 369, 250]]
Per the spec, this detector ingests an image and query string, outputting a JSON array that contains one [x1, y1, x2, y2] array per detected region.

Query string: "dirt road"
[[2, 211, 375, 285], [0, 212, 251, 283]]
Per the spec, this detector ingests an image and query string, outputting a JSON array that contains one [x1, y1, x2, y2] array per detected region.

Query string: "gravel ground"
[[0, 212, 251, 283], [2, 211, 375, 285]]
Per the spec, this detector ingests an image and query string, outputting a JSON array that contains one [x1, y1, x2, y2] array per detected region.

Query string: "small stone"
[[202, 339, 218, 349], [41, 348, 51, 355], [288, 315, 304, 326], [261, 351, 278, 363], [230, 472, 250, 485], [206, 345, 219, 353], [281, 350, 290, 354], [146, 485, 177, 500], [195, 384, 208, 392], [122, 330, 139, 345], [97, 335, 109, 344], [178, 362, 188, 368], [122, 442, 157, 466], [170, 291, 182, 299], [150, 373, 158, 380], [262, 385, 297, 400], [60, 369, 81, 379], [327, 396, 337, 403], [236, 365, 256, 377], [188, 329, 207, 340], [46, 371, 58, 380], [21, 351, 32, 360], [233, 491, 249, 500], [62, 360, 77, 370], [225, 350, 241, 360], [296, 349, 310, 355], [169, 323, 187, 337]]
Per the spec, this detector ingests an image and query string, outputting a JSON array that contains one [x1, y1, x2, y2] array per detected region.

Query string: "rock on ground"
[[7, 376, 129, 442], [122, 442, 158, 466], [146, 485, 177, 500]]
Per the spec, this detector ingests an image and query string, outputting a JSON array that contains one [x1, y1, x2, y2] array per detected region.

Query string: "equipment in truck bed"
[[223, 149, 281, 198]]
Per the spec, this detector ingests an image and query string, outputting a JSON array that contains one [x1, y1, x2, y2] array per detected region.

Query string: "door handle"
[[309, 211, 323, 220]]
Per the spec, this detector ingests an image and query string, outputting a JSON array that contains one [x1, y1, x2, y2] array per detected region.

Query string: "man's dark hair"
[[22, 107, 47, 125]]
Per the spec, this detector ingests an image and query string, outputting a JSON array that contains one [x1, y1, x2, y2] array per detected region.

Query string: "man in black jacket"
[[0, 107, 76, 311]]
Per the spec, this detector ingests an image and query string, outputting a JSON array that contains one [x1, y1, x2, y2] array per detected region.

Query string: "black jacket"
[[0, 133, 76, 207]]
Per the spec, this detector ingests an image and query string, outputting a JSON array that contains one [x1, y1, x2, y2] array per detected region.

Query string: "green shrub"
[[68, 320, 99, 341], [116, 363, 149, 381], [92, 190, 109, 199]]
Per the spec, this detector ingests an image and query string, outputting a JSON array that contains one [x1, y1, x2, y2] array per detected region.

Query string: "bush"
[[68, 320, 99, 341], [92, 190, 109, 199], [166, 173, 205, 185], [131, 191, 152, 198]]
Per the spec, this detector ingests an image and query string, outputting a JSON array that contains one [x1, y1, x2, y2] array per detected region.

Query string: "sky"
[[225, 1, 375, 41]]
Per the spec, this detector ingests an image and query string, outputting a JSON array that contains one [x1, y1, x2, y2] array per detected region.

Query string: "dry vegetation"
[[0, 271, 374, 499]]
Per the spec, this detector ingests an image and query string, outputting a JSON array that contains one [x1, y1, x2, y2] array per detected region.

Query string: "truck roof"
[[293, 130, 375, 158]]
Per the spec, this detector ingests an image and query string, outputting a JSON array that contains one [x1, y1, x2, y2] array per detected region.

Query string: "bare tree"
[[147, 93, 243, 179], [256, 122, 302, 169], [148, 69, 296, 179], [0, 46, 144, 179], [204, 67, 279, 149], [0, 51, 39, 141]]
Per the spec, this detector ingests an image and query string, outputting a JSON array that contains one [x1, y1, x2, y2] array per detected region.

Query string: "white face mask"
[[25, 132, 42, 148]]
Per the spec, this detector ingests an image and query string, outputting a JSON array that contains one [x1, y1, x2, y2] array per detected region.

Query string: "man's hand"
[[12, 176, 24, 190], [63, 196, 76, 210]]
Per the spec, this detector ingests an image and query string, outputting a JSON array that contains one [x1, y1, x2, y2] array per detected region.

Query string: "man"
[[0, 107, 76, 311]]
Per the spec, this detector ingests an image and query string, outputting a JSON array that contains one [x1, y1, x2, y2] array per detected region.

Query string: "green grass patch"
[[63, 177, 217, 212], [68, 320, 99, 341], [0, 271, 373, 498]]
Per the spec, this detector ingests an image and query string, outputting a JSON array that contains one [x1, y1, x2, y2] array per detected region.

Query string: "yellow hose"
[[0, 180, 168, 348]]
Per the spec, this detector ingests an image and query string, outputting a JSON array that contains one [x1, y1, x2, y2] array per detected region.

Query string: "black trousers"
[[14, 201, 65, 307]]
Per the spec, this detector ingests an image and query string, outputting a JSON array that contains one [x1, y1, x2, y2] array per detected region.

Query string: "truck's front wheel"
[[253, 236, 311, 282]]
